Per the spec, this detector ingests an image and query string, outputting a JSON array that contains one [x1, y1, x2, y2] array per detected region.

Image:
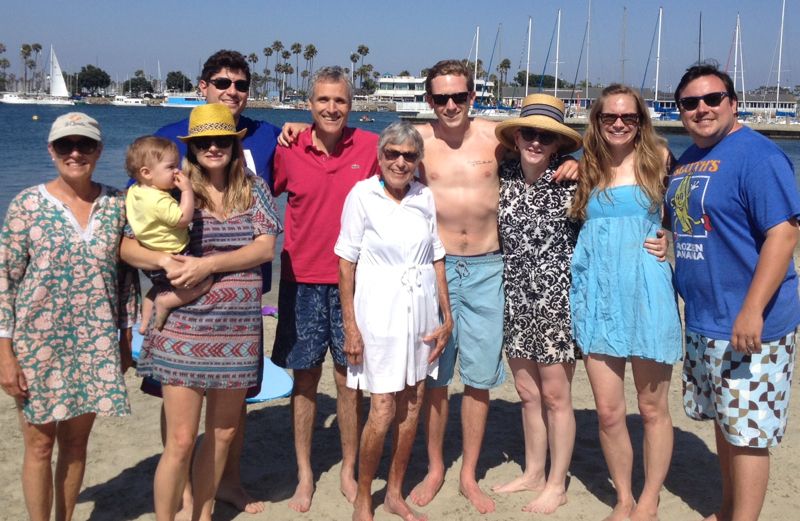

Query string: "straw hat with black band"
[[178, 103, 247, 142], [495, 94, 582, 154]]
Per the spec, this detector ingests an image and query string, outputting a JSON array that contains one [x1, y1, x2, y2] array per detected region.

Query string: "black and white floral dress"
[[498, 159, 580, 364]]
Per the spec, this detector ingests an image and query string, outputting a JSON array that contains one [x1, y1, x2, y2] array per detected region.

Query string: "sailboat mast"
[[776, 0, 785, 117], [733, 14, 740, 91], [555, 9, 561, 97], [698, 12, 703, 63], [475, 26, 480, 83], [655, 7, 662, 103], [525, 17, 532, 96], [739, 17, 747, 110], [585, 0, 591, 99]]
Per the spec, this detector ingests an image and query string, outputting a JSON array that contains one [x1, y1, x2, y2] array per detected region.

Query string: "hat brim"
[[177, 127, 247, 142], [495, 115, 582, 154]]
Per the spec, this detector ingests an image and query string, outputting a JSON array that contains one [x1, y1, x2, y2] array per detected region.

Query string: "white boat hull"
[[0, 93, 74, 105]]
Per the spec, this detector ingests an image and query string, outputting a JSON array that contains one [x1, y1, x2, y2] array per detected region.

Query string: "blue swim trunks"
[[271, 281, 346, 369], [683, 329, 797, 448], [428, 252, 505, 389]]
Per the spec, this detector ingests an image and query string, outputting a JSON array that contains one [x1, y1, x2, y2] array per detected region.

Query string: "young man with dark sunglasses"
[[666, 63, 800, 521]]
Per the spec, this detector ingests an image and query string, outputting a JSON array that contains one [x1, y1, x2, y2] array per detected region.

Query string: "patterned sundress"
[[0, 184, 137, 424], [136, 177, 282, 388], [498, 159, 580, 364]]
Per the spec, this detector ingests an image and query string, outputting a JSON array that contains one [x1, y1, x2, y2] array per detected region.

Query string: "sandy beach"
[[2, 289, 800, 521]]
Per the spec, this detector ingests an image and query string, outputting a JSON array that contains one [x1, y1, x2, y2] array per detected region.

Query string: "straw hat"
[[178, 103, 247, 142], [495, 94, 582, 153]]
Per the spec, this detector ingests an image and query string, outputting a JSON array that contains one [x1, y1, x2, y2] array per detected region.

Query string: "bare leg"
[[522, 362, 574, 515], [335, 363, 362, 503], [383, 382, 428, 521], [630, 358, 673, 521], [191, 388, 248, 521], [409, 385, 448, 507], [353, 392, 396, 521], [53, 413, 97, 521], [215, 405, 265, 514], [18, 413, 57, 521], [155, 404, 193, 521], [459, 385, 495, 514], [154, 277, 213, 331], [141, 287, 156, 334], [704, 423, 733, 521], [730, 442, 769, 521], [155, 385, 203, 521], [288, 367, 322, 513], [584, 355, 634, 521], [492, 358, 547, 494]]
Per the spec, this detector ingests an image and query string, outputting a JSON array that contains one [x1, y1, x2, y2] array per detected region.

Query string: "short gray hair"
[[378, 121, 424, 160], [309, 66, 353, 103]]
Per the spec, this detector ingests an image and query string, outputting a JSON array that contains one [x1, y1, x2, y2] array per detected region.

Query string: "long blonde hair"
[[570, 84, 667, 221], [183, 139, 253, 217]]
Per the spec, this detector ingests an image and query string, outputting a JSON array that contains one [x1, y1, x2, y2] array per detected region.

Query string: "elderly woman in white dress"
[[336, 121, 453, 521]]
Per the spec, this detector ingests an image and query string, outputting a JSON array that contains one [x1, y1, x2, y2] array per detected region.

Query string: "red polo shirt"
[[274, 126, 379, 284]]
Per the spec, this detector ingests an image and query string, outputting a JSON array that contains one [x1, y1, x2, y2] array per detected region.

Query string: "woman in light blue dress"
[[569, 84, 682, 521]]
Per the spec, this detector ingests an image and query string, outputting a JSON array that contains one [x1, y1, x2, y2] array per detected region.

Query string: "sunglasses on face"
[[191, 136, 235, 150], [518, 128, 558, 145], [382, 148, 420, 162], [430, 91, 470, 106], [598, 113, 640, 126], [678, 92, 729, 111], [52, 137, 99, 155], [207, 77, 250, 93]]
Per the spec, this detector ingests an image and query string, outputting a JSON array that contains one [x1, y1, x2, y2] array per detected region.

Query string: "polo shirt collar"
[[304, 125, 355, 155]]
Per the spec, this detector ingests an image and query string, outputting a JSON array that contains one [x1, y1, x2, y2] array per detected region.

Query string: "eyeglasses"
[[430, 91, 470, 106], [382, 148, 420, 162], [678, 92, 729, 111], [191, 136, 235, 150], [598, 113, 640, 126], [207, 77, 250, 93], [52, 137, 99, 155], [518, 128, 558, 145]]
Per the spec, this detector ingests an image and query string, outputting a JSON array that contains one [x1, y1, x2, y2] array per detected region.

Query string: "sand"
[[2, 298, 800, 521]]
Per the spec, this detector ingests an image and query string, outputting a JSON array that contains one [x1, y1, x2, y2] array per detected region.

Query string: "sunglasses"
[[518, 128, 558, 145], [191, 136, 235, 150], [430, 91, 470, 106], [383, 148, 420, 162], [598, 113, 640, 126], [207, 77, 250, 93], [678, 92, 729, 111], [52, 137, 99, 155]]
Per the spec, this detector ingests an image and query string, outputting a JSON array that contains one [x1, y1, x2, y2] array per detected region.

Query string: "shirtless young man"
[[408, 60, 576, 514]]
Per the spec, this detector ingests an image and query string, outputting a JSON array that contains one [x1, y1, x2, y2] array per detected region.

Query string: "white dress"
[[335, 176, 445, 393]]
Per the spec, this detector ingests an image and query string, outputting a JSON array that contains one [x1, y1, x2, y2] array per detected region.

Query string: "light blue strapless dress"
[[570, 185, 682, 363]]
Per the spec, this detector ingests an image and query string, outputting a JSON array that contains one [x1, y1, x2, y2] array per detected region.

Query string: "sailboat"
[[0, 46, 75, 105]]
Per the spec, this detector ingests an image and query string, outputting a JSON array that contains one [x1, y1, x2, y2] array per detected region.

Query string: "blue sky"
[[3, 0, 798, 93]]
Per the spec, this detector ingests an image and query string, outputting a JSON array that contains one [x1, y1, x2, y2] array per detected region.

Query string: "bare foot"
[[702, 514, 726, 521], [409, 469, 444, 507], [459, 479, 495, 514], [491, 473, 546, 494], [341, 469, 358, 503], [353, 496, 374, 521], [288, 480, 315, 513], [630, 500, 659, 521], [174, 504, 192, 521], [216, 484, 265, 514], [522, 486, 567, 514], [384, 493, 428, 521], [603, 500, 635, 521]]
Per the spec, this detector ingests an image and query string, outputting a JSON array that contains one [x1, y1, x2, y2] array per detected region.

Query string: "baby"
[[125, 136, 212, 333]]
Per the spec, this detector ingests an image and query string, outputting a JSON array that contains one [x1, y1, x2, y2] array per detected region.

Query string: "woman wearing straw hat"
[[0, 112, 137, 521], [569, 85, 681, 521], [490, 94, 583, 514], [121, 103, 282, 521]]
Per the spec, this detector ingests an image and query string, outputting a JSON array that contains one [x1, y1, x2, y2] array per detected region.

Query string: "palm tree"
[[302, 43, 317, 80], [271, 40, 284, 56], [497, 58, 511, 103], [349, 53, 360, 84], [31, 43, 42, 91], [356, 45, 369, 87], [247, 53, 259, 97], [20, 44, 31, 92], [262, 47, 273, 94], [280, 50, 291, 93], [291, 42, 302, 89], [300, 69, 309, 94]]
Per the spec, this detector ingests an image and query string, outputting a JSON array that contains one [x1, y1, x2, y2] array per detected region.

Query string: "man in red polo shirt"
[[271, 66, 379, 513]]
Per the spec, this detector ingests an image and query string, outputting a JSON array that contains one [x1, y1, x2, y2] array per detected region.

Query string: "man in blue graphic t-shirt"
[[666, 63, 800, 521]]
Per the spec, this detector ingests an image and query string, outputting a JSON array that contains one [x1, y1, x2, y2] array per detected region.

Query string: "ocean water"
[[1, 103, 799, 222]]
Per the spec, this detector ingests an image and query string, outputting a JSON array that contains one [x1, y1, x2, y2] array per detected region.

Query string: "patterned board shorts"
[[271, 281, 346, 370], [683, 329, 797, 448]]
